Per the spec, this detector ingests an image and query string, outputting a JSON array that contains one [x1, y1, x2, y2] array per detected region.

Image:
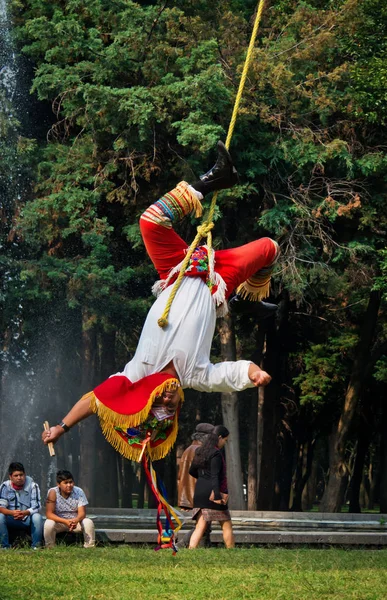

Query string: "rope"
[[157, 222, 214, 328], [158, 0, 265, 328]]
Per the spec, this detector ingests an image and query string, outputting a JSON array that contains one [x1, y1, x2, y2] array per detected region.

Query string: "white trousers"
[[44, 518, 95, 548]]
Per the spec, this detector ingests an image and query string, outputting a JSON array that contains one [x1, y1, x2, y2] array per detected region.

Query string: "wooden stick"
[[43, 421, 56, 457]]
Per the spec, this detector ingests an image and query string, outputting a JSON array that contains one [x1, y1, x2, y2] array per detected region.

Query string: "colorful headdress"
[[86, 373, 184, 461]]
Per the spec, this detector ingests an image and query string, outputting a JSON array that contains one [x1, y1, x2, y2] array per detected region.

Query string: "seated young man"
[[0, 462, 43, 550], [42, 142, 279, 462], [44, 470, 95, 549]]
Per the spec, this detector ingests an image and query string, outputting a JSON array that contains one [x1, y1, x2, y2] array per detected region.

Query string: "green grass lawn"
[[1, 546, 387, 600]]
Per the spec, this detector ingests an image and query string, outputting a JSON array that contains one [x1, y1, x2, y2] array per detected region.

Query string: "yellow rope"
[[157, 222, 214, 328], [158, 0, 265, 328]]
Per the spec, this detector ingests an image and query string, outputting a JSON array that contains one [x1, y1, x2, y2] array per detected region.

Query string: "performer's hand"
[[42, 425, 64, 445], [248, 363, 271, 387]]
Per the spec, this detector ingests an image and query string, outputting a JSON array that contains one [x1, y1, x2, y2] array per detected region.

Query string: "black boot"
[[229, 294, 278, 321], [192, 141, 239, 196]]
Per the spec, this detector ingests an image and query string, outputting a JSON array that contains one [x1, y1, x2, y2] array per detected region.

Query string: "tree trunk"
[[257, 382, 278, 509], [367, 457, 378, 511], [349, 423, 369, 513], [257, 386, 264, 495], [95, 440, 120, 507], [93, 330, 119, 506], [256, 295, 289, 510], [247, 389, 258, 510], [276, 426, 296, 511], [302, 451, 319, 511], [218, 314, 245, 509], [291, 440, 315, 511], [320, 431, 349, 512], [119, 458, 134, 508], [321, 290, 380, 512], [257, 318, 280, 511], [248, 325, 266, 510], [137, 467, 146, 509], [78, 312, 98, 501], [380, 398, 387, 512]]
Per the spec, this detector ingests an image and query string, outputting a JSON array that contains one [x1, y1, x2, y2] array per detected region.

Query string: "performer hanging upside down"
[[42, 142, 280, 461]]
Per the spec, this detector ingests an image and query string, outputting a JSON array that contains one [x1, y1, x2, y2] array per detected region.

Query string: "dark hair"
[[8, 462, 25, 475], [191, 425, 229, 469], [56, 470, 74, 483]]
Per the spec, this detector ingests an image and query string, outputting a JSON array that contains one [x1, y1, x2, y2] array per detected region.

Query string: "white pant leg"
[[44, 520, 69, 548], [74, 518, 95, 548]]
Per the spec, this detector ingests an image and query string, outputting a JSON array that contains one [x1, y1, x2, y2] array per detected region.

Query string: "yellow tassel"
[[96, 412, 179, 462], [88, 382, 183, 462], [88, 378, 181, 430], [236, 280, 271, 301], [193, 196, 203, 218], [88, 390, 153, 430], [174, 181, 203, 218]]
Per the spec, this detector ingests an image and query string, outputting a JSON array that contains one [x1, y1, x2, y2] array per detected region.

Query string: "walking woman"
[[188, 425, 234, 549]]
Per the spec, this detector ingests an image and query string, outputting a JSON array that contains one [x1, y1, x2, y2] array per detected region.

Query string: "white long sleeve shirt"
[[120, 277, 254, 393]]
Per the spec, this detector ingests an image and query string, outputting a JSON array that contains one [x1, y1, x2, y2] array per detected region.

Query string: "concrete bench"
[[86, 509, 387, 547]]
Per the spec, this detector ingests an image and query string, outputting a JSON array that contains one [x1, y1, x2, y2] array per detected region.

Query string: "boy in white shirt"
[[44, 470, 95, 549]]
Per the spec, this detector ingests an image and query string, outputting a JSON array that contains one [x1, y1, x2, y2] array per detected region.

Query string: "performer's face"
[[154, 389, 180, 414]]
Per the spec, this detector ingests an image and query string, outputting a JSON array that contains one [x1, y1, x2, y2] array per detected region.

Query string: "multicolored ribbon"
[[142, 454, 183, 555]]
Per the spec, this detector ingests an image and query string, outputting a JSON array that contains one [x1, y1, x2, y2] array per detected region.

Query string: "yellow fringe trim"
[[88, 378, 180, 429], [87, 382, 183, 462], [175, 181, 203, 218], [96, 414, 179, 462], [236, 280, 271, 301]]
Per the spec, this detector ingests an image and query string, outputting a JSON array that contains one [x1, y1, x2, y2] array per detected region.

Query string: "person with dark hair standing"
[[44, 470, 95, 549], [188, 425, 234, 549], [177, 422, 214, 548], [0, 462, 43, 550], [178, 422, 215, 510]]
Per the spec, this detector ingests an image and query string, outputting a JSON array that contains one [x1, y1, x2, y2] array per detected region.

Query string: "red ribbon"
[[142, 454, 177, 555]]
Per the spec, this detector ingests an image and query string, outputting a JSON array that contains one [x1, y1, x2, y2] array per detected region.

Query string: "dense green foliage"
[[2, 0, 387, 509]]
